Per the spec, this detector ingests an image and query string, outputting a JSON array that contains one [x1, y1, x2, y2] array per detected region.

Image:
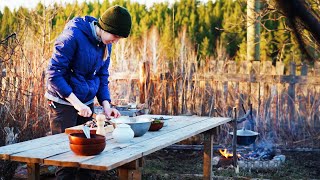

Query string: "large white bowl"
[[110, 116, 153, 137]]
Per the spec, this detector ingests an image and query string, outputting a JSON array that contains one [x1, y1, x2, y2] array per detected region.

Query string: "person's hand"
[[74, 103, 92, 117], [104, 107, 121, 118], [66, 93, 92, 117]]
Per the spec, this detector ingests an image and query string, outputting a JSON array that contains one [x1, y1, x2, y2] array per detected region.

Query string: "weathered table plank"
[[0, 133, 66, 160], [9, 133, 113, 164]]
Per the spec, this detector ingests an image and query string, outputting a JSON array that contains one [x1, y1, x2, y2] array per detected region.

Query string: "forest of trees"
[[1, 0, 318, 70]]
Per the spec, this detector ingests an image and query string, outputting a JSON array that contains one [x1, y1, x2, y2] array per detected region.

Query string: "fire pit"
[[215, 145, 286, 171], [237, 144, 286, 170], [238, 155, 285, 170], [214, 105, 286, 172]]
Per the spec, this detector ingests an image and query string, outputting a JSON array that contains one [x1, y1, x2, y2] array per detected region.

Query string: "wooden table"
[[0, 115, 231, 180]]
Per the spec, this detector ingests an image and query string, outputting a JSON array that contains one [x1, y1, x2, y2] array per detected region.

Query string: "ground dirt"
[[11, 148, 320, 180]]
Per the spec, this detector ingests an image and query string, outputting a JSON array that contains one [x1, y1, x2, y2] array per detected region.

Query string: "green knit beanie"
[[98, 5, 132, 38]]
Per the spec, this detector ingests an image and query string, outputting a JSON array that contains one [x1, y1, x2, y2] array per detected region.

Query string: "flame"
[[219, 149, 233, 158]]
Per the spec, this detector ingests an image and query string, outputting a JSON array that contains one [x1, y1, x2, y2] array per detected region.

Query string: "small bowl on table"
[[152, 117, 171, 127], [68, 133, 106, 156], [148, 120, 164, 131]]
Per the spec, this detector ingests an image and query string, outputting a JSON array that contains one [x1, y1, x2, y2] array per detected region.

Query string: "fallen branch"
[[292, 135, 320, 144]]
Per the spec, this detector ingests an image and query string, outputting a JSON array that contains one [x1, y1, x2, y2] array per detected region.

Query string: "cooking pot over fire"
[[228, 103, 259, 146], [229, 127, 259, 146]]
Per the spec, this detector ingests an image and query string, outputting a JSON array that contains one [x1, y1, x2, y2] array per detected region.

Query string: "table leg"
[[118, 158, 144, 180], [203, 128, 216, 180], [27, 162, 40, 180]]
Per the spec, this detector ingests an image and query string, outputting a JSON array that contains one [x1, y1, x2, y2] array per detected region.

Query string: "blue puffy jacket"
[[46, 16, 111, 105]]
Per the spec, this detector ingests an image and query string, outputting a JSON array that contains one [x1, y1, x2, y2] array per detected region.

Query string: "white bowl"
[[110, 117, 153, 137]]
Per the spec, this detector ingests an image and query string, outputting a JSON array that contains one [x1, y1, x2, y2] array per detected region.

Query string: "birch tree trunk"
[[247, 0, 261, 61]]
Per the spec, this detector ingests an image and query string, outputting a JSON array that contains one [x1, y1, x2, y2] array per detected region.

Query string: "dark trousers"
[[48, 101, 94, 180]]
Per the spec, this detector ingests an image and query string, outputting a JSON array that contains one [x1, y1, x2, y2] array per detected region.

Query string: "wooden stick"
[[232, 107, 238, 173]]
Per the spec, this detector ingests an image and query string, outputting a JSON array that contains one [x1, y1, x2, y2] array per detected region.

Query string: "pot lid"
[[229, 129, 259, 136]]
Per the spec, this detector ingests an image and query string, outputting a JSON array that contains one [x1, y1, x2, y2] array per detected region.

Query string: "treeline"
[[1, 0, 318, 70]]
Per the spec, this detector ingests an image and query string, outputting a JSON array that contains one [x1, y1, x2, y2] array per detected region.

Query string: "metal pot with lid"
[[229, 127, 259, 146]]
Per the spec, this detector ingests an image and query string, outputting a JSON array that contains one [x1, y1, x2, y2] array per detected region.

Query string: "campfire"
[[214, 144, 286, 171], [219, 149, 241, 158], [219, 149, 233, 158], [213, 106, 286, 172]]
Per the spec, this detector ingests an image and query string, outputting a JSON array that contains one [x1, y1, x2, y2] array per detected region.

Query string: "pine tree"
[[220, 0, 245, 58], [200, 37, 210, 59], [0, 7, 15, 39], [91, 1, 101, 18], [160, 14, 175, 70], [100, 0, 111, 13]]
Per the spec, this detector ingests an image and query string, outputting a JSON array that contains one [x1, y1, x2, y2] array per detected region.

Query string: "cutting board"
[[65, 125, 114, 134]]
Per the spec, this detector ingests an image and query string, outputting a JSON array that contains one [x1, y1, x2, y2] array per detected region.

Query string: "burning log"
[[215, 149, 241, 168], [216, 156, 233, 167], [219, 149, 241, 159], [219, 149, 233, 159]]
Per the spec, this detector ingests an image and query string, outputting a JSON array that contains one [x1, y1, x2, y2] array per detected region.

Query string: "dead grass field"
[[92, 148, 320, 180], [10, 148, 320, 179]]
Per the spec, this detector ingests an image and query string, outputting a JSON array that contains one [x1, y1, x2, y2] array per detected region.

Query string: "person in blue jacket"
[[45, 5, 132, 179]]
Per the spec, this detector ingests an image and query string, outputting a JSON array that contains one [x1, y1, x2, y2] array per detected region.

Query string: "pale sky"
[[0, 0, 180, 12]]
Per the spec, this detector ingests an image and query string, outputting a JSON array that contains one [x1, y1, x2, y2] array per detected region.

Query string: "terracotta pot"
[[68, 133, 106, 156], [69, 142, 106, 156], [152, 117, 172, 127], [68, 133, 105, 145], [148, 121, 164, 131]]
